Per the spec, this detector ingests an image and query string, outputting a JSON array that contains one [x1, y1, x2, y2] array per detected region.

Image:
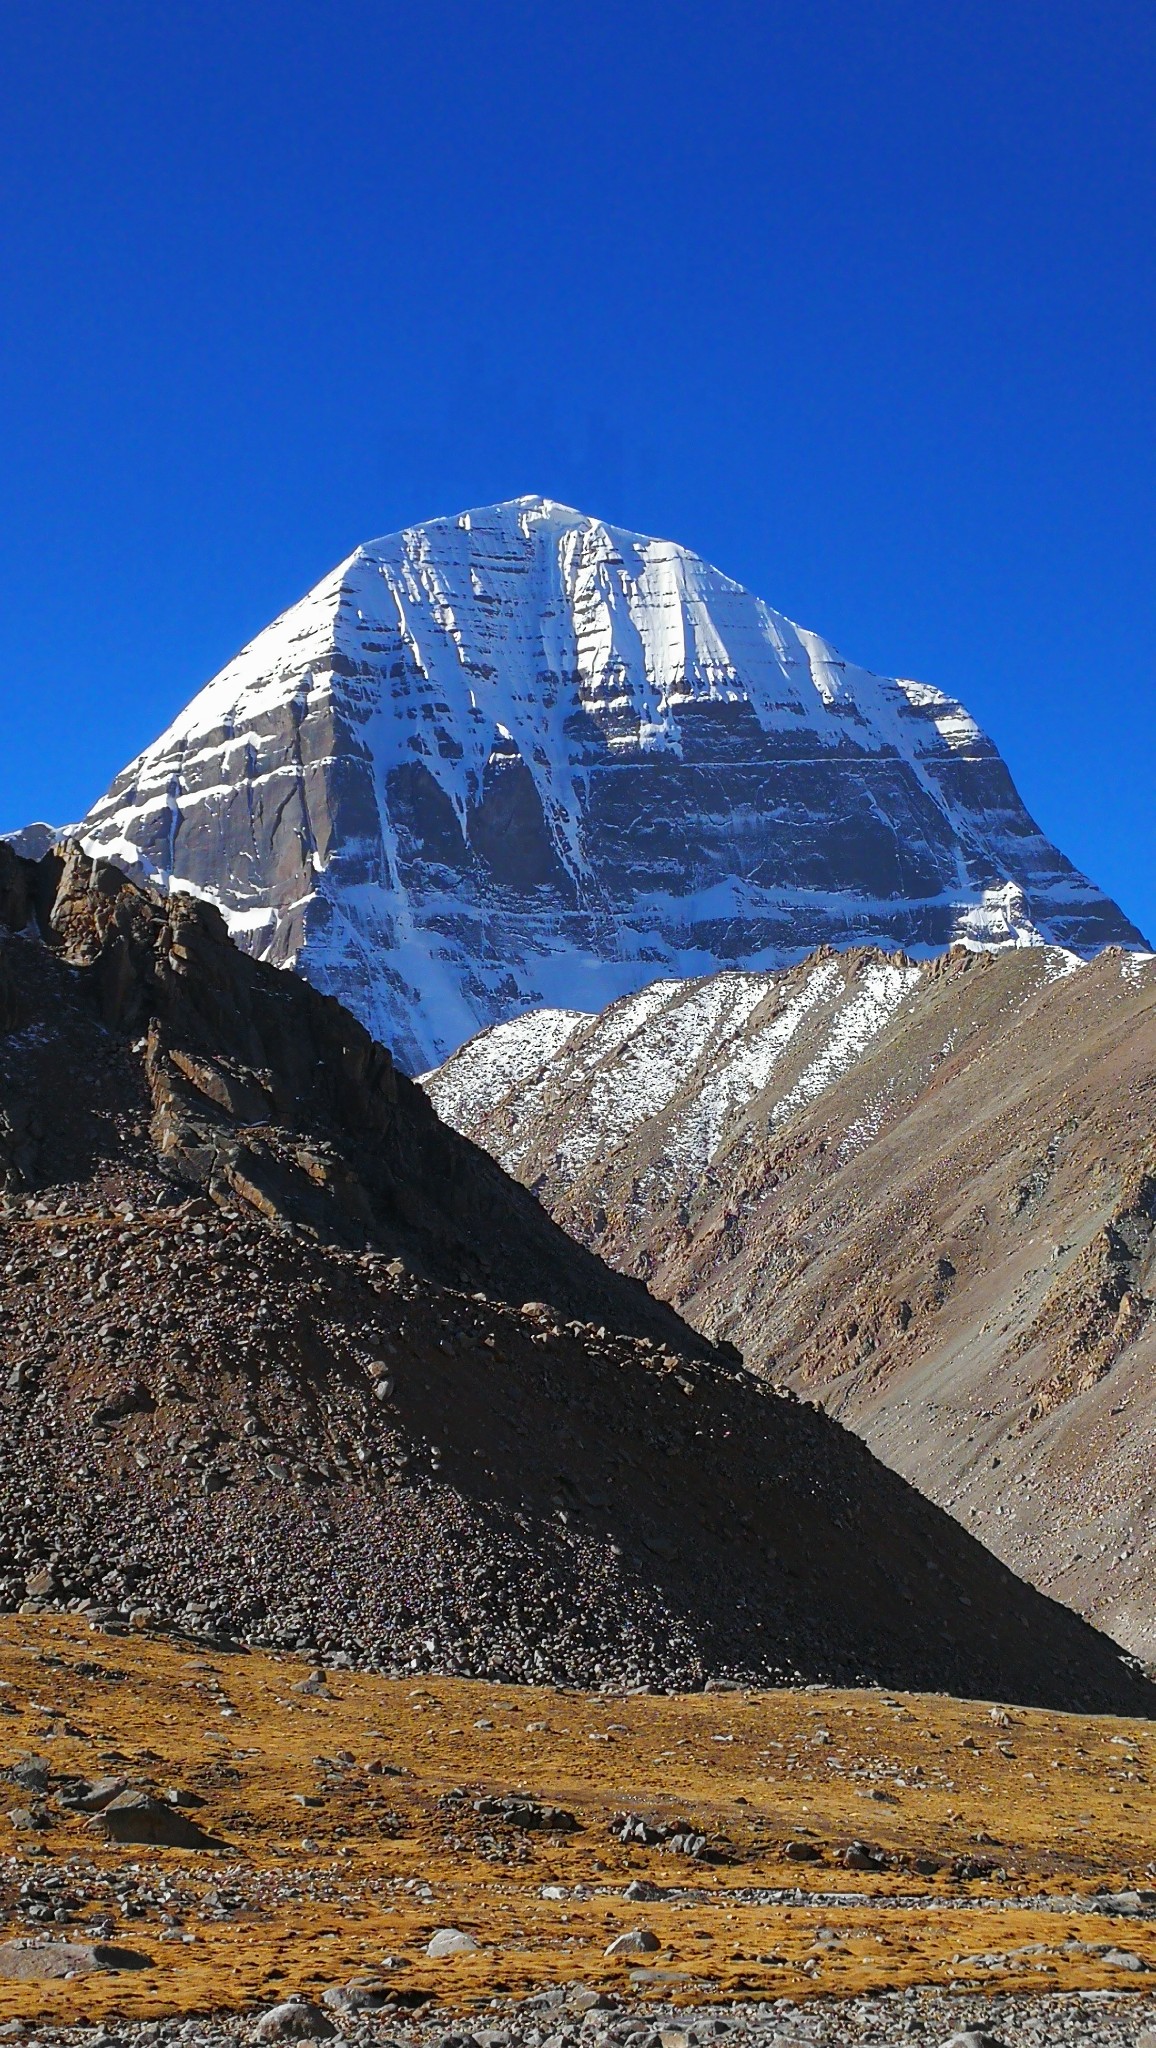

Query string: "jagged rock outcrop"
[[425, 942, 1156, 1659], [0, 839, 1150, 1707], [76, 499, 1145, 1071], [0, 839, 694, 1347]]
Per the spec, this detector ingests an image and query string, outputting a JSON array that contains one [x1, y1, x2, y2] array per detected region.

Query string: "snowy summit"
[[78, 496, 1145, 1070]]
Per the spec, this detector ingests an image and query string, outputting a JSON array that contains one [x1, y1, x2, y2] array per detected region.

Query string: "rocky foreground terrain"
[[0, 840, 1148, 1708], [424, 945, 1156, 1661], [8, 1985, 1155, 2048]]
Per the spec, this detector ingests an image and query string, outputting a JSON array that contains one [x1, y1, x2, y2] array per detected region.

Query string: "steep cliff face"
[[78, 499, 1145, 1071], [424, 944, 1156, 1659]]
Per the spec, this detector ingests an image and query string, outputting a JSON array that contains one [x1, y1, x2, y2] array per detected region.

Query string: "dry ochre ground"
[[0, 1618, 1153, 2026]]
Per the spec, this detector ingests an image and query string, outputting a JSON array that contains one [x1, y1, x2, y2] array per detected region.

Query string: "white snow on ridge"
[[417, 1005, 586, 1128], [426, 954, 929, 1201], [763, 960, 923, 1132], [552, 972, 774, 1179], [665, 957, 845, 1177]]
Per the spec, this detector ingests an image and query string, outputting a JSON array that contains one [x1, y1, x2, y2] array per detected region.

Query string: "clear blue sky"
[[1, 1, 1153, 939]]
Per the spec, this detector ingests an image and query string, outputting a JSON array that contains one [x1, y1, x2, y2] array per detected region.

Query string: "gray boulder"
[[604, 1929, 660, 1957], [426, 1927, 480, 1958], [94, 1788, 219, 1847], [0, 1939, 151, 1979], [251, 1999, 337, 2042]]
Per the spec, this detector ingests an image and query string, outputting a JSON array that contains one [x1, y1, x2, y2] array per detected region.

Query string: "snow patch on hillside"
[[765, 962, 923, 1130], [666, 958, 845, 1176], [427, 955, 927, 1201], [418, 1006, 586, 1125]]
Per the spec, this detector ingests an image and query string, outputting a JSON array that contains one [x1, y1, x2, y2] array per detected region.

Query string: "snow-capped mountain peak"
[[77, 497, 1146, 1070]]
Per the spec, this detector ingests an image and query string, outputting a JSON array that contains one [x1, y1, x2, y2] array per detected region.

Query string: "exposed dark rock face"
[[75, 499, 1145, 1071], [0, 840, 1150, 1708], [0, 839, 693, 1347]]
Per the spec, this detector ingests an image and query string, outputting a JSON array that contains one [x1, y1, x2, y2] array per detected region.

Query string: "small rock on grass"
[[95, 1788, 218, 1848], [604, 1928, 660, 1956], [251, 1998, 337, 2041], [567, 1988, 617, 2013], [9, 1761, 49, 1794], [426, 1927, 480, 1958]]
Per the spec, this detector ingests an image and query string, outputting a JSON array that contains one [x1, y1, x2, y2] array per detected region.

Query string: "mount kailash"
[[59, 497, 1148, 1071]]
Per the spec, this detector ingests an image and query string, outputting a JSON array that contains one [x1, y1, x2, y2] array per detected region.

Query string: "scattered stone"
[[475, 1795, 579, 1831], [56, 1774, 128, 1812], [94, 1788, 219, 1847], [320, 1980, 395, 2013], [604, 1929, 661, 1957], [7, 1801, 49, 1832], [9, 1759, 50, 1794], [251, 1999, 337, 2041], [294, 1668, 333, 1696], [426, 1927, 480, 1958], [610, 1811, 714, 1856], [841, 1839, 886, 1869], [565, 1988, 616, 2013]]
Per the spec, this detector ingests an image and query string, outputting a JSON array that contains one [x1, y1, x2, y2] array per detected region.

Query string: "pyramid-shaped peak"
[[79, 503, 1148, 1073], [360, 494, 686, 557]]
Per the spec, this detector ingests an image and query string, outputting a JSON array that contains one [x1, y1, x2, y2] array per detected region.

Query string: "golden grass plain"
[[0, 1618, 1152, 2025]]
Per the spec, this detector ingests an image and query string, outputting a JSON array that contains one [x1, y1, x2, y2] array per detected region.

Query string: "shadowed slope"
[[425, 945, 1156, 1658], [0, 844, 1149, 1708]]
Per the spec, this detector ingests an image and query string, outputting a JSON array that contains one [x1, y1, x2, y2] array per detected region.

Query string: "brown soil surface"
[[1, 1620, 1154, 2027]]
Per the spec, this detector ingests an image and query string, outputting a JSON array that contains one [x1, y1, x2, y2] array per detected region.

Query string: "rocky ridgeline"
[[0, 842, 1150, 1708], [0, 841, 696, 1350]]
